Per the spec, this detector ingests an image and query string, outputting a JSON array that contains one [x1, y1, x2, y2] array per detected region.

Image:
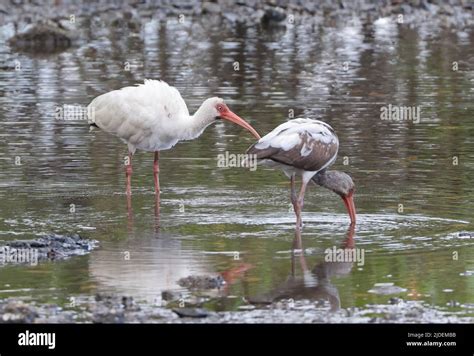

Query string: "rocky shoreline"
[[4, 0, 472, 54], [2, 0, 473, 32], [1, 294, 473, 323]]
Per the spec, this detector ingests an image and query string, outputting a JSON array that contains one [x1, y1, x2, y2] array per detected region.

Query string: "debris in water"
[[161, 290, 185, 302], [368, 283, 407, 295], [388, 297, 404, 305], [178, 275, 225, 290], [172, 308, 210, 318]]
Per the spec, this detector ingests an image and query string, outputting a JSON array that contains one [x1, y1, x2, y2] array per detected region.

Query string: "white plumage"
[[255, 119, 338, 151], [87, 79, 260, 197], [88, 80, 192, 153]]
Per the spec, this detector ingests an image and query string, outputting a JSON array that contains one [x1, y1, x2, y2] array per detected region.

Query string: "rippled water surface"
[[0, 16, 473, 316]]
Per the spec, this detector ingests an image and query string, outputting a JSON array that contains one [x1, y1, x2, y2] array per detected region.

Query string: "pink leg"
[[153, 151, 160, 196], [295, 180, 308, 232], [290, 174, 297, 210], [154, 152, 160, 228], [125, 152, 133, 196]]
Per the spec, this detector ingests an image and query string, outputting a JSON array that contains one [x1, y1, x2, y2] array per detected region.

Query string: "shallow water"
[[0, 16, 473, 318]]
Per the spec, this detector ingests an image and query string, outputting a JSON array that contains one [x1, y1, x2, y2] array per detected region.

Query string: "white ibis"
[[246, 118, 356, 229], [88, 79, 261, 199]]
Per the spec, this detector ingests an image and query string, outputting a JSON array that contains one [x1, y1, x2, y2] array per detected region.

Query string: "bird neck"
[[312, 170, 339, 193], [312, 170, 353, 197], [179, 105, 215, 141]]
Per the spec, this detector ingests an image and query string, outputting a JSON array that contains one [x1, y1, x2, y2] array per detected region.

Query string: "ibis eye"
[[217, 105, 223, 112]]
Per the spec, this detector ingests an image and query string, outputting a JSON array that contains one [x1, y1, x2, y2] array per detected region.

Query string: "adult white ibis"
[[246, 118, 356, 229], [88, 79, 261, 198]]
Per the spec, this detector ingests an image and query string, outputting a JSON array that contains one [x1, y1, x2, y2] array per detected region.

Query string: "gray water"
[[0, 15, 473, 317]]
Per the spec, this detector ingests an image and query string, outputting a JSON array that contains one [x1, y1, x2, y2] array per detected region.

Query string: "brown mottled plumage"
[[247, 118, 356, 230], [247, 130, 339, 172]]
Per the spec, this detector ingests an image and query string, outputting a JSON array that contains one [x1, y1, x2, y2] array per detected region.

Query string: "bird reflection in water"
[[125, 192, 161, 234], [249, 224, 356, 311]]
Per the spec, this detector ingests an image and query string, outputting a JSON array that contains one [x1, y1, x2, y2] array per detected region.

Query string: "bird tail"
[[89, 122, 99, 132], [86, 101, 99, 131]]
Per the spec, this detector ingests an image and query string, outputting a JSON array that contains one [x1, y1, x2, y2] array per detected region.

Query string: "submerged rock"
[[8, 20, 73, 53], [388, 297, 404, 305], [172, 308, 210, 318], [0, 301, 38, 323], [0, 234, 98, 266], [91, 295, 142, 323], [178, 275, 225, 290], [162, 290, 185, 302], [261, 7, 286, 23], [110, 10, 141, 32]]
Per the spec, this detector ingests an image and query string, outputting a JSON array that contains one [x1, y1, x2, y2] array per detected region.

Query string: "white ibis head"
[[199, 97, 261, 139]]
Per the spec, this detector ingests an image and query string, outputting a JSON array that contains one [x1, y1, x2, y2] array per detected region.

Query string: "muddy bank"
[[1, 294, 473, 324], [2, 0, 473, 30]]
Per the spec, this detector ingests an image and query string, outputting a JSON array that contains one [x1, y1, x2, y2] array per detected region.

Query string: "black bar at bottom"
[[0, 323, 472, 355]]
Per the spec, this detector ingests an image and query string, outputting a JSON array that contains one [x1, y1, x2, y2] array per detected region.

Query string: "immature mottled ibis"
[[88, 80, 261, 199], [246, 118, 356, 229]]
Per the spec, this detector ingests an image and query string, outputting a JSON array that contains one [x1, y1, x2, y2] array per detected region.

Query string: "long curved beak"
[[342, 192, 356, 225], [221, 110, 261, 139]]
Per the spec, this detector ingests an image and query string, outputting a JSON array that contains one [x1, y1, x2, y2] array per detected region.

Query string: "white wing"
[[88, 80, 189, 152], [255, 118, 337, 151], [247, 118, 339, 172]]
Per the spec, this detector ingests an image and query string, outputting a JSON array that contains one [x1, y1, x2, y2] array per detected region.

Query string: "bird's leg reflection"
[[220, 263, 253, 294], [249, 224, 356, 311], [291, 228, 309, 276], [292, 224, 303, 250], [154, 194, 160, 232]]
